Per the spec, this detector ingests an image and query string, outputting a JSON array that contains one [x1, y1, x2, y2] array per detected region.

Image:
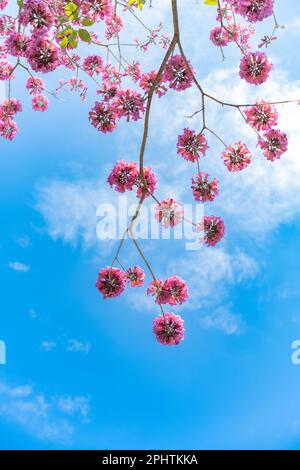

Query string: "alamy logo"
[[0, 340, 6, 365]]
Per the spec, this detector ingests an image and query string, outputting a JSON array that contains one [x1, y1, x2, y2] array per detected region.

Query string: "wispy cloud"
[[40, 341, 57, 352], [0, 380, 90, 446], [66, 339, 91, 355], [8, 261, 30, 273]]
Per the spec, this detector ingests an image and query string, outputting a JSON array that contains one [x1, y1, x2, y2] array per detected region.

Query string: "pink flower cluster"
[[147, 276, 189, 306], [96, 264, 145, 299], [107, 160, 157, 198]]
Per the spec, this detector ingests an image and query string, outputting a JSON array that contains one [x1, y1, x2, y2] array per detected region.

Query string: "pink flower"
[[139, 70, 167, 97], [0, 98, 22, 120], [124, 61, 141, 83], [26, 76, 45, 95], [153, 313, 184, 346], [177, 128, 209, 162], [163, 54, 194, 92], [210, 26, 230, 47], [32, 94, 48, 111], [222, 142, 251, 172], [97, 81, 119, 101], [162, 275, 189, 306], [114, 88, 145, 122], [197, 215, 225, 247], [20, 0, 54, 31], [108, 160, 139, 193], [155, 198, 183, 228], [96, 267, 126, 299], [236, 0, 274, 23], [27, 36, 61, 73], [126, 266, 145, 287], [89, 102, 117, 133], [0, 60, 14, 80], [258, 128, 288, 161], [148, 277, 188, 306], [5, 32, 30, 57], [82, 55, 103, 76], [82, 0, 113, 22], [0, 16, 15, 36], [191, 172, 219, 203], [0, 0, 8, 10], [0, 119, 18, 140], [105, 14, 124, 40], [135, 166, 158, 198], [244, 100, 278, 131], [239, 51, 272, 85]]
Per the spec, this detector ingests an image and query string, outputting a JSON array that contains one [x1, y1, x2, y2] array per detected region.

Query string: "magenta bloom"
[[177, 128, 209, 162], [83, 55, 103, 76], [236, 0, 274, 23], [239, 51, 272, 85], [126, 266, 145, 287], [32, 94, 48, 111], [108, 160, 138, 193], [82, 0, 113, 22], [105, 14, 124, 40], [0, 0, 8, 10], [153, 313, 185, 346], [191, 172, 219, 203], [0, 98, 22, 120], [96, 267, 126, 299], [26, 76, 45, 95], [163, 54, 194, 92], [210, 26, 229, 47], [244, 100, 278, 131], [147, 276, 188, 306], [139, 70, 167, 97], [0, 16, 15, 37], [27, 36, 61, 73], [135, 166, 158, 198], [197, 215, 225, 247], [89, 102, 117, 133], [5, 32, 30, 57], [222, 142, 251, 172], [155, 198, 183, 228], [0, 119, 18, 140], [0, 60, 14, 80], [20, 0, 54, 31], [114, 88, 145, 122], [258, 128, 288, 161]]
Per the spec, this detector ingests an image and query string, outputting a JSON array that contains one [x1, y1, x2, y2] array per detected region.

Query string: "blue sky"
[[1, 0, 300, 450]]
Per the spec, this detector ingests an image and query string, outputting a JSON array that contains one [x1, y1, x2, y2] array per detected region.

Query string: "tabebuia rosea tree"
[[1, 0, 298, 345]]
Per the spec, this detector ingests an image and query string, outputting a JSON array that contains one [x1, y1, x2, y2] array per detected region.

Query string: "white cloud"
[[41, 341, 57, 352], [8, 261, 30, 272], [66, 339, 91, 355], [56, 396, 90, 419], [13, 235, 31, 248], [0, 380, 90, 446], [199, 305, 245, 335]]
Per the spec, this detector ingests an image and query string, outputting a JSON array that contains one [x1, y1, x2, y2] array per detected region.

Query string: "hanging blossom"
[[26, 35, 61, 73], [20, 0, 54, 31], [5, 32, 30, 57], [82, 55, 103, 77], [113, 88, 145, 122], [0, 119, 18, 140], [177, 128, 209, 162], [139, 70, 168, 98], [32, 94, 48, 111], [191, 172, 219, 203], [26, 76, 44, 95], [222, 142, 251, 172], [81, 0, 113, 22], [258, 128, 288, 161], [108, 160, 139, 193], [0, 98, 22, 120], [147, 276, 188, 306], [244, 100, 278, 131], [197, 215, 225, 247], [155, 198, 184, 228], [89, 102, 117, 133], [96, 267, 126, 299], [135, 166, 158, 199], [153, 313, 185, 346], [163, 54, 194, 92], [126, 266, 145, 288], [235, 0, 274, 23], [0, 15, 15, 36], [239, 51, 272, 85], [105, 14, 124, 40]]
